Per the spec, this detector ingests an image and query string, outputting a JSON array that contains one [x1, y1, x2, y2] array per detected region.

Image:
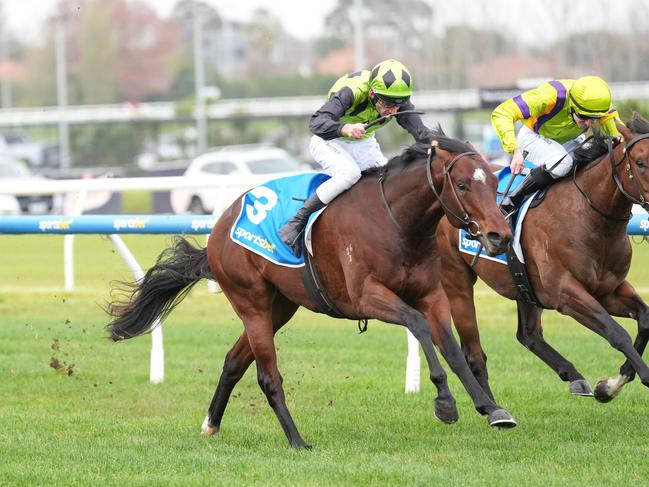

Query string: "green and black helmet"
[[369, 59, 413, 105]]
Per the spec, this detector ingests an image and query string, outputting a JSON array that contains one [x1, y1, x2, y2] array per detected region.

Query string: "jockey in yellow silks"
[[491, 76, 621, 215]]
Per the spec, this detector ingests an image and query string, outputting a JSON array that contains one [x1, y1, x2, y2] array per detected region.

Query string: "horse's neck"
[[382, 163, 442, 235], [573, 146, 633, 221]]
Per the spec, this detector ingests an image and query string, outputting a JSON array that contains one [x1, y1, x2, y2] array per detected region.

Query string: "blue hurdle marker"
[[628, 213, 649, 235], [0, 214, 217, 234]]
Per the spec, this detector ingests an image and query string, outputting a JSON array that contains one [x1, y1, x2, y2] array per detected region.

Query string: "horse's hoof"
[[593, 380, 616, 403], [290, 441, 313, 450], [434, 399, 459, 424], [487, 408, 517, 428], [201, 415, 220, 436], [569, 379, 593, 396]]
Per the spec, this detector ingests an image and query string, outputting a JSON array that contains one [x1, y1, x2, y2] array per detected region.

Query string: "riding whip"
[[363, 110, 424, 130]]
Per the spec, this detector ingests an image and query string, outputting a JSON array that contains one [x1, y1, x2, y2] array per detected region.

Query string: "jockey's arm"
[[395, 100, 432, 144], [599, 109, 622, 138], [491, 86, 550, 154], [309, 88, 355, 140]]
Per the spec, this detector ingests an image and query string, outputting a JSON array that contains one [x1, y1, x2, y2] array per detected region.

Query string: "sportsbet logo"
[[235, 227, 276, 253], [641, 219, 649, 232], [462, 235, 482, 251]]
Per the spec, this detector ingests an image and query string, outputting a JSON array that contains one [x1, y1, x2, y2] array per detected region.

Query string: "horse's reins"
[[378, 146, 482, 239], [610, 133, 649, 212], [426, 149, 483, 238]]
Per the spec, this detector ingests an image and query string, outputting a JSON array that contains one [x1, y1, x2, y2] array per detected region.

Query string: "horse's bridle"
[[575, 133, 649, 220], [378, 145, 483, 238], [610, 133, 649, 213]]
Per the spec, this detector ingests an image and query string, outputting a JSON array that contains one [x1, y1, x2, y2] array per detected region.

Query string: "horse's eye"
[[457, 181, 468, 192], [637, 159, 645, 168]]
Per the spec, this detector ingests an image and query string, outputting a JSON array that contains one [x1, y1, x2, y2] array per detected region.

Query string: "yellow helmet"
[[569, 76, 612, 118]]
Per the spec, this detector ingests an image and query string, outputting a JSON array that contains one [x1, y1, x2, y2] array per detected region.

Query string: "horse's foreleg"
[[597, 281, 649, 401], [202, 294, 298, 437], [357, 277, 458, 424], [441, 259, 495, 400], [558, 281, 649, 403], [515, 302, 592, 396], [419, 286, 516, 428]]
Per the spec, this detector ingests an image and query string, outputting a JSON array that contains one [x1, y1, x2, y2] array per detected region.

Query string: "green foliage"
[[615, 100, 649, 122], [313, 36, 346, 58], [218, 74, 337, 98], [71, 123, 144, 167], [2, 235, 649, 484]]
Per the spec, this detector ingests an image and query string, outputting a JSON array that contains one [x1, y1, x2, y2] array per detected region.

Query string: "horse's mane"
[[573, 112, 649, 167], [364, 125, 473, 176]]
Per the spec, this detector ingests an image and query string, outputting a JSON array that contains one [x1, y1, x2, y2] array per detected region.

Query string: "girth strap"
[[300, 248, 346, 319], [506, 242, 544, 308]]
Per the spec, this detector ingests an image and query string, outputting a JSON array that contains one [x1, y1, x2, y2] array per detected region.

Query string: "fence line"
[[2, 212, 647, 391]]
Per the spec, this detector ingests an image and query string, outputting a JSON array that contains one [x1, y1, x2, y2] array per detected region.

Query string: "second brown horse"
[[437, 113, 649, 406]]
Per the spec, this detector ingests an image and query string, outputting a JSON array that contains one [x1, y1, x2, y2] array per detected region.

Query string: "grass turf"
[[1, 234, 649, 485]]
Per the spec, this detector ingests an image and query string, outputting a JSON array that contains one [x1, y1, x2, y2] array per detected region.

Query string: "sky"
[[4, 0, 338, 41], [2, 0, 641, 44]]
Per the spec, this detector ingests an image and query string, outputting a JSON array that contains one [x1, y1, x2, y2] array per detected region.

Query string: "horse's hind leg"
[[202, 292, 303, 445], [595, 281, 649, 402], [515, 302, 592, 396], [558, 279, 649, 402], [202, 331, 254, 436]]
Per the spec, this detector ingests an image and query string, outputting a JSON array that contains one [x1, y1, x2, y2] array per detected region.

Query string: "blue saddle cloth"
[[230, 172, 330, 267], [458, 161, 536, 264]]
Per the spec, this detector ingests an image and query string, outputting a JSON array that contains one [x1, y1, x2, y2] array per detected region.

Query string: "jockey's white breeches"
[[517, 125, 587, 178], [309, 134, 387, 204]]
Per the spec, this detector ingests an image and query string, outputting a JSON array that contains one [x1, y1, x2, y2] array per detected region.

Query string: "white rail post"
[[108, 234, 164, 384], [405, 330, 421, 393], [63, 187, 88, 291]]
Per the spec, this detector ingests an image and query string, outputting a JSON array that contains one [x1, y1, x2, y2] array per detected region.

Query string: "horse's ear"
[[616, 120, 632, 141], [465, 140, 477, 152], [428, 139, 438, 157]]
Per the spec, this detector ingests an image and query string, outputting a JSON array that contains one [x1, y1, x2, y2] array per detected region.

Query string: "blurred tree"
[[16, 0, 180, 106], [245, 9, 287, 77]]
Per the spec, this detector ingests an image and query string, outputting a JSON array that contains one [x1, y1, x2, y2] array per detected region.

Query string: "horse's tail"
[[106, 236, 212, 341]]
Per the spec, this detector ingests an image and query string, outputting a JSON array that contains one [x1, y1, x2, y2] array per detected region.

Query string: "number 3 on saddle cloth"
[[230, 172, 331, 267], [459, 160, 540, 266]]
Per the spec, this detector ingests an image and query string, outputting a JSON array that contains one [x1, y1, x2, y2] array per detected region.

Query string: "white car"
[[170, 145, 310, 214], [0, 154, 60, 214]]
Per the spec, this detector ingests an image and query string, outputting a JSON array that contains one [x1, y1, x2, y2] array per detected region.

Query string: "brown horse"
[[437, 113, 649, 405], [107, 130, 515, 449]]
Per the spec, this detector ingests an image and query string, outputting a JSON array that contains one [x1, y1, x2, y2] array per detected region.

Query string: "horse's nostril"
[[487, 232, 504, 246]]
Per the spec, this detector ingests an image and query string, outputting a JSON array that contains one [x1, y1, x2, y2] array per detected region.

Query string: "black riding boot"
[[278, 193, 326, 255], [500, 166, 555, 216]]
